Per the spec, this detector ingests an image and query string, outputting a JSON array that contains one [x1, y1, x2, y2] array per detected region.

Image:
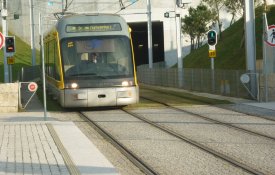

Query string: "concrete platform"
[[0, 112, 119, 175], [243, 102, 275, 111]]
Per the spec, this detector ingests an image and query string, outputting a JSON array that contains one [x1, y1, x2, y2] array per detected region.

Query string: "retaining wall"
[[0, 83, 18, 112]]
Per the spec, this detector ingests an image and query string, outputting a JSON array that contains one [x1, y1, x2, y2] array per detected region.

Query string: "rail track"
[[140, 96, 275, 142], [78, 111, 159, 175], [78, 108, 270, 175]]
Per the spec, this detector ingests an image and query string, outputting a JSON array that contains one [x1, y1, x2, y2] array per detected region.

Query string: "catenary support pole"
[[244, 0, 258, 99], [39, 13, 48, 121], [147, 0, 153, 68], [29, 0, 36, 66]]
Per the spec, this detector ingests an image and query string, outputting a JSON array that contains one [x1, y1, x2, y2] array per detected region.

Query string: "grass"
[[0, 31, 40, 82], [182, 5, 275, 70]]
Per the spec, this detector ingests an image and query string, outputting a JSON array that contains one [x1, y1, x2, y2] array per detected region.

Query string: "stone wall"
[[0, 83, 18, 112]]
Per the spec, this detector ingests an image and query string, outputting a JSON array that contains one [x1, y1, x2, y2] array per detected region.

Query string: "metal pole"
[[244, 0, 257, 99], [175, 6, 183, 87], [2, 0, 9, 83], [29, 0, 36, 66], [39, 13, 48, 120], [263, 13, 268, 102], [211, 58, 215, 92], [146, 0, 153, 68], [176, 13, 182, 68], [62, 0, 64, 12], [211, 58, 214, 70], [9, 63, 12, 82]]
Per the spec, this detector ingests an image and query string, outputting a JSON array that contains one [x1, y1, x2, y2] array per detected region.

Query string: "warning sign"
[[265, 25, 275, 47]]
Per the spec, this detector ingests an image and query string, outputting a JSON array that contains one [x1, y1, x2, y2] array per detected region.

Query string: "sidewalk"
[[242, 102, 275, 111], [0, 112, 119, 175]]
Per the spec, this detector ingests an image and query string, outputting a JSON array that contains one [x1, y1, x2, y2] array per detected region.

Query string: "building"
[[3, 0, 200, 67], [3, 0, 262, 67]]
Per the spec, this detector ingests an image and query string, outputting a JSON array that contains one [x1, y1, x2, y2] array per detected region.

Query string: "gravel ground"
[[177, 105, 275, 139], [222, 103, 275, 121], [129, 107, 275, 175]]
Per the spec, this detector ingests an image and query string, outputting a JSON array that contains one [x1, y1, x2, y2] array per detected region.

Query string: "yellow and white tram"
[[43, 13, 139, 107]]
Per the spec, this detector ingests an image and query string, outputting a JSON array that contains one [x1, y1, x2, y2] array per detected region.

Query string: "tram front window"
[[61, 36, 133, 79]]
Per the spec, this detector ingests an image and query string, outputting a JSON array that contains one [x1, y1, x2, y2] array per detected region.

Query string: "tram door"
[[129, 22, 164, 66]]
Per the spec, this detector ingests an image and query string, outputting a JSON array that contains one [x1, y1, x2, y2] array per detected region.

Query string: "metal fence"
[[17, 65, 275, 101], [18, 65, 41, 82], [137, 66, 260, 100]]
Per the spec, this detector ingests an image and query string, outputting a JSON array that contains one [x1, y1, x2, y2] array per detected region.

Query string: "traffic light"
[[5, 36, 15, 53], [207, 30, 217, 46]]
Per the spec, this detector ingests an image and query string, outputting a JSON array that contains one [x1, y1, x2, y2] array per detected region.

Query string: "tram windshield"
[[61, 36, 133, 79]]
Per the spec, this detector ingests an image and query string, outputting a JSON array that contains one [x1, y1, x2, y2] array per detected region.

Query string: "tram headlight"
[[122, 81, 133, 87], [71, 82, 78, 89]]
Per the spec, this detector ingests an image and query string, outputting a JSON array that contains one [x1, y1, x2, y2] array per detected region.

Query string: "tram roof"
[[55, 13, 130, 40]]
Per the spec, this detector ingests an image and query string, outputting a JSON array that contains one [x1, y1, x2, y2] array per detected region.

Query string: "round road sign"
[[240, 74, 250, 84], [0, 32, 5, 49], [28, 82, 38, 92], [265, 25, 275, 47]]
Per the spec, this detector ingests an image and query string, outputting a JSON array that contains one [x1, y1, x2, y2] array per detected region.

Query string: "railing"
[[18, 65, 41, 82], [137, 66, 275, 101], [17, 66, 41, 110]]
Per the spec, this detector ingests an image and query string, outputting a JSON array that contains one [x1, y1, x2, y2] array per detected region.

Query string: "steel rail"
[[141, 96, 275, 141], [141, 86, 275, 122], [78, 111, 159, 175], [122, 108, 266, 175]]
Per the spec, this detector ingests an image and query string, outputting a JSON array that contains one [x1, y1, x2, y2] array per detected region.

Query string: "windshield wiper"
[[66, 73, 96, 77]]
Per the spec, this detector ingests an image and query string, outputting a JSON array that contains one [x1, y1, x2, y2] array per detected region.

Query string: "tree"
[[224, 0, 244, 26], [182, 15, 196, 50], [182, 4, 214, 51], [202, 0, 225, 39]]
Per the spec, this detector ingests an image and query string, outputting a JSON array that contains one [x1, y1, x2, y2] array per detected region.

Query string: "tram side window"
[[47, 40, 61, 81], [44, 43, 49, 75], [48, 40, 55, 78], [54, 41, 61, 81]]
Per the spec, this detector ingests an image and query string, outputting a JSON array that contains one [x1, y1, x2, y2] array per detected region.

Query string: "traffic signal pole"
[[207, 30, 217, 93], [1, 0, 9, 83]]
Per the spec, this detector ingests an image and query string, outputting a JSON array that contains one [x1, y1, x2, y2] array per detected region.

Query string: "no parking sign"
[[28, 82, 38, 92]]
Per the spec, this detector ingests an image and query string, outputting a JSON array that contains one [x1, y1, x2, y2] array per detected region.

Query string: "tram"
[[43, 13, 139, 107]]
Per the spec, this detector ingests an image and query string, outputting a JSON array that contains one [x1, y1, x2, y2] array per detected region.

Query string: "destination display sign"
[[66, 23, 122, 33]]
